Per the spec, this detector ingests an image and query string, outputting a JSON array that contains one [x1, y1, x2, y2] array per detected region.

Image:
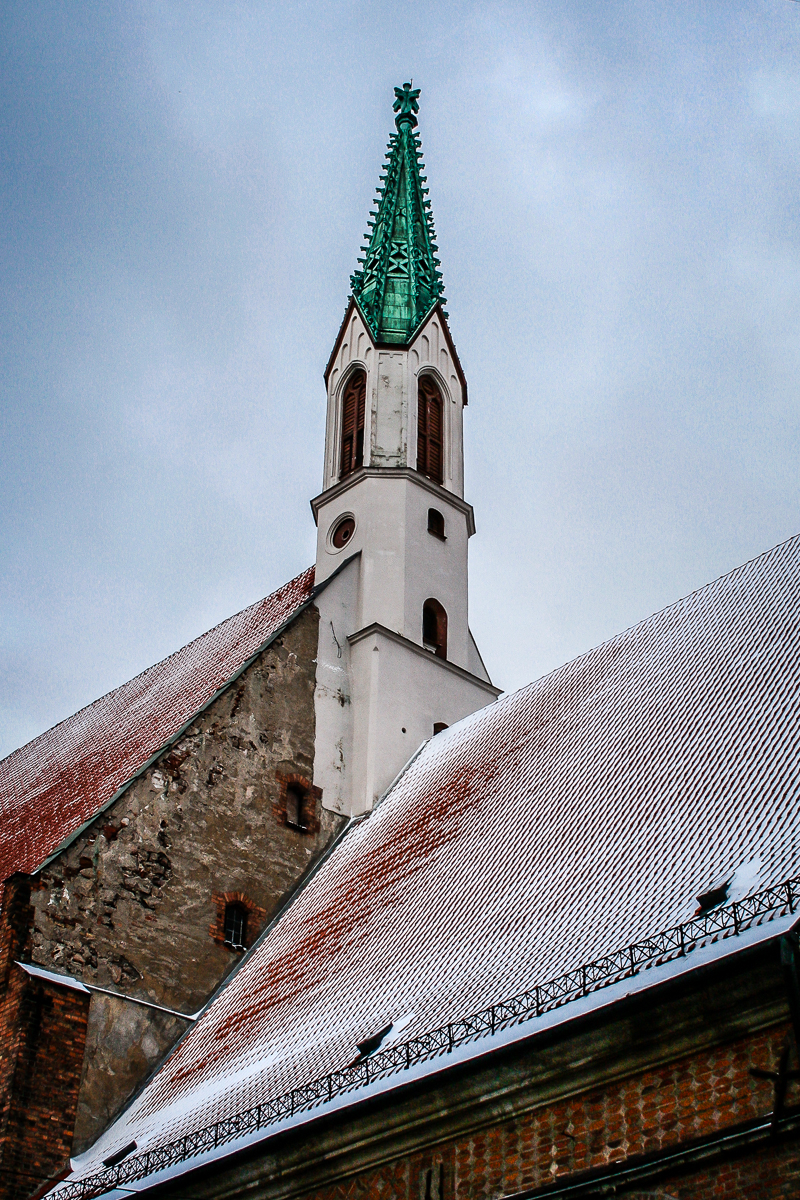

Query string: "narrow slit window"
[[417, 377, 444, 485], [427, 508, 445, 539], [224, 903, 247, 949], [340, 370, 366, 479], [285, 783, 307, 830], [422, 599, 448, 660]]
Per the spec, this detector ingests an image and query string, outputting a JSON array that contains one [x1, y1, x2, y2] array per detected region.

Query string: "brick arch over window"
[[417, 375, 444, 485], [209, 891, 267, 951], [340, 368, 366, 480], [423, 598, 448, 660]]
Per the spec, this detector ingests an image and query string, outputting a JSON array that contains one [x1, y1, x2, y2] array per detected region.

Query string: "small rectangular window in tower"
[[427, 508, 445, 539]]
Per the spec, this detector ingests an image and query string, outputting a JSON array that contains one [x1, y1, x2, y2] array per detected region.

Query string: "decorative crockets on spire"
[[350, 84, 446, 345]]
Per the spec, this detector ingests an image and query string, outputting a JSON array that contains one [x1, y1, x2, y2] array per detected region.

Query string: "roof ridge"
[[513, 532, 800, 702], [0, 566, 314, 768]]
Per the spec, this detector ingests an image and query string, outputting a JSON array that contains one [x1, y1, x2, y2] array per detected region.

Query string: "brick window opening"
[[210, 891, 266, 950], [224, 903, 247, 949], [340, 369, 366, 479], [275, 772, 322, 836], [423, 599, 447, 660], [285, 783, 307, 831], [427, 508, 445, 539], [417, 376, 444, 485]]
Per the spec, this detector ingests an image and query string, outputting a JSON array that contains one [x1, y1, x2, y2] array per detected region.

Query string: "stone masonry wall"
[[17, 605, 345, 1154], [303, 1021, 800, 1200]]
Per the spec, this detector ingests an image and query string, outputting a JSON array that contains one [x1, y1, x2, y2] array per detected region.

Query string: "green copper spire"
[[350, 84, 446, 345]]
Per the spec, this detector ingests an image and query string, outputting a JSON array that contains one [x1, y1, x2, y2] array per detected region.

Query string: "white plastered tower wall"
[[312, 305, 500, 816]]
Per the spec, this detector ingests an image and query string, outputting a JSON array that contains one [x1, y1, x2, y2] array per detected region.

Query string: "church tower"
[[312, 85, 499, 815]]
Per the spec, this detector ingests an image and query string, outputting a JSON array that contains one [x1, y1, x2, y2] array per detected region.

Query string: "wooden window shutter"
[[417, 376, 444, 485], [340, 370, 366, 479]]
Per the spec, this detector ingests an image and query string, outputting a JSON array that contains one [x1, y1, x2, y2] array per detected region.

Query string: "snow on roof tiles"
[[0, 566, 315, 886], [65, 536, 800, 1185]]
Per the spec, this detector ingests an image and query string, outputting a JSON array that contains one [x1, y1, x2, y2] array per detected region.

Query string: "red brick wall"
[[661, 1142, 800, 1200], [305, 1021, 800, 1200], [0, 966, 90, 1200]]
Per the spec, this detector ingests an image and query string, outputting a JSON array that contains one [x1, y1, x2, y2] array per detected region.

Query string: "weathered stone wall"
[[19, 605, 345, 1152], [72, 992, 189, 1154]]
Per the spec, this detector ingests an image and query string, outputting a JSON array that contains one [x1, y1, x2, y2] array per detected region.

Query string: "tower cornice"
[[346, 622, 501, 697], [310, 466, 476, 535]]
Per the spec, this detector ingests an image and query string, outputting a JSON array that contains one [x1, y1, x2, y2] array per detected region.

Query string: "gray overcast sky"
[[2, 1, 799, 759]]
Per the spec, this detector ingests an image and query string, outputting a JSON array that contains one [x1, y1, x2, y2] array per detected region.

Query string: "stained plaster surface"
[[57, 535, 800, 1187]]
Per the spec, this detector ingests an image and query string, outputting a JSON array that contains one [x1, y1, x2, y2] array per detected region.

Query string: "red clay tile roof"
[[63, 535, 800, 1190], [0, 567, 315, 887]]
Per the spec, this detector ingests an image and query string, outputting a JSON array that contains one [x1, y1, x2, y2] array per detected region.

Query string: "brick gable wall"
[[0, 967, 89, 1200]]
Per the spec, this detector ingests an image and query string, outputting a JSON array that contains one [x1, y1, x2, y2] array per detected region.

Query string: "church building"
[[1, 85, 799, 1200]]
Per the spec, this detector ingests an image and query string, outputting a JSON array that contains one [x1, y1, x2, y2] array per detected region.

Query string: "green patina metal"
[[350, 84, 446, 345]]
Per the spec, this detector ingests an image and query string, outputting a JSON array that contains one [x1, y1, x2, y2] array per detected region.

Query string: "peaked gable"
[[0, 567, 316, 887]]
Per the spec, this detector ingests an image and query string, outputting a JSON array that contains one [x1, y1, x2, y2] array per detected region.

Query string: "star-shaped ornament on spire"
[[393, 82, 421, 129]]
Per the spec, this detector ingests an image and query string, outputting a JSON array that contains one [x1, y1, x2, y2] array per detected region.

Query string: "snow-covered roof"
[[57, 535, 800, 1197], [0, 566, 315, 886]]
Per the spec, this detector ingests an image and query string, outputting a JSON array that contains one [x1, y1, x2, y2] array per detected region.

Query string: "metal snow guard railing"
[[52, 874, 799, 1200]]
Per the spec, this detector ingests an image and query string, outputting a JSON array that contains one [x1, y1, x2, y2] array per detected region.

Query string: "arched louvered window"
[[422, 598, 448, 660], [340, 369, 366, 480], [417, 376, 444, 485]]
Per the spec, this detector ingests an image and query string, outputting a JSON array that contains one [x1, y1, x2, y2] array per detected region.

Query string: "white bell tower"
[[312, 85, 499, 816]]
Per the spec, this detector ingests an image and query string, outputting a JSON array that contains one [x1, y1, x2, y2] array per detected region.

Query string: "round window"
[[331, 516, 355, 549]]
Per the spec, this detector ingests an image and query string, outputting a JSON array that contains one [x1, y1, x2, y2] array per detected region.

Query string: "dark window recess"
[[103, 1141, 137, 1168], [332, 516, 355, 549], [423, 1165, 445, 1200], [427, 508, 445, 539], [349, 1022, 394, 1065], [417, 376, 444, 484], [224, 903, 248, 949], [695, 881, 730, 913], [423, 599, 448, 660], [285, 783, 307, 830], [433, 722, 449, 736], [340, 370, 366, 479]]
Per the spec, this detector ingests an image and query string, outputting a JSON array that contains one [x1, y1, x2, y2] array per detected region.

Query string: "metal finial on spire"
[[350, 84, 445, 344], [393, 82, 421, 129]]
